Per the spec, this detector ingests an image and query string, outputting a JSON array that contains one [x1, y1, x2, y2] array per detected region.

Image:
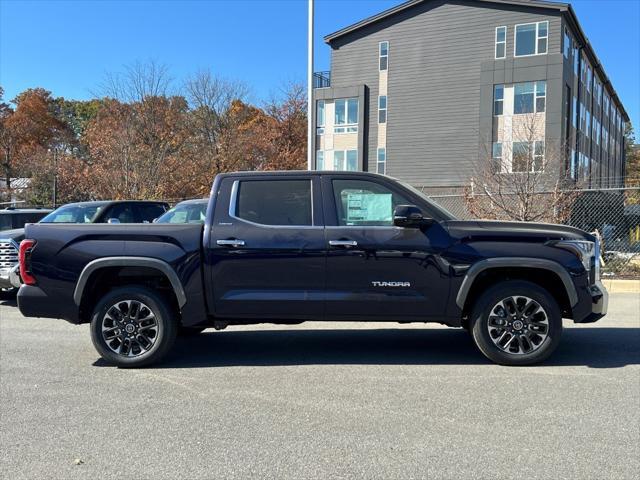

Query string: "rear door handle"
[[329, 240, 358, 248], [216, 239, 246, 247]]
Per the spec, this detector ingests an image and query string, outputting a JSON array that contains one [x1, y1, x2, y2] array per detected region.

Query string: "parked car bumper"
[[0, 265, 20, 289]]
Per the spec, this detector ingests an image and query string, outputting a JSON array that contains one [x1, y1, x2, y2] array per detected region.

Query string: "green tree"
[[624, 122, 639, 186]]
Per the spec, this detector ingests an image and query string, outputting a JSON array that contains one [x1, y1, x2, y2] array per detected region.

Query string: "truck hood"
[[0, 228, 25, 243], [443, 220, 593, 243]]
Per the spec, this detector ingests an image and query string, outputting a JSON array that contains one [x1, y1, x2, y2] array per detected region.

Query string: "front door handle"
[[329, 240, 358, 248], [216, 239, 246, 247]]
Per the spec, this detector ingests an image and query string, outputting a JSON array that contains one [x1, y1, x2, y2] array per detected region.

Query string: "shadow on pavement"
[[93, 326, 640, 369]]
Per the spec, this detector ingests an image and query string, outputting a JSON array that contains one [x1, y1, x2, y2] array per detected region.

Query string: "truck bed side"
[[20, 223, 207, 325]]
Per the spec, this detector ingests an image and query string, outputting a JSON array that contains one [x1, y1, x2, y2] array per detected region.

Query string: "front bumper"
[[575, 280, 608, 323]]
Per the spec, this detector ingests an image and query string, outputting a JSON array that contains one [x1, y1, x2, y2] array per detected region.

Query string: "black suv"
[[0, 208, 52, 231]]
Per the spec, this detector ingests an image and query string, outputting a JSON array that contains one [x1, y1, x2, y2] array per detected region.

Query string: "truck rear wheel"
[[90, 286, 177, 368], [469, 280, 562, 366]]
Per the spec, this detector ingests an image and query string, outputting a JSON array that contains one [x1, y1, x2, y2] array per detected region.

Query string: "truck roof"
[[59, 200, 169, 208], [218, 170, 389, 179]]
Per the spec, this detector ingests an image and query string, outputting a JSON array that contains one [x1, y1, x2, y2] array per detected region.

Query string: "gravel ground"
[[1, 293, 638, 480]]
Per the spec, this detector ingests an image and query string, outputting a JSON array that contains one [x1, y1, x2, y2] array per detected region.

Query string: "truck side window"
[[235, 180, 312, 226], [136, 204, 167, 223], [332, 179, 412, 226], [106, 204, 136, 223]]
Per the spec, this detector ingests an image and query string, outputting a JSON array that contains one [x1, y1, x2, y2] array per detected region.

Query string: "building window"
[[514, 81, 546, 114], [512, 141, 544, 172], [534, 141, 545, 170], [378, 95, 387, 123], [492, 142, 502, 171], [594, 79, 601, 106], [563, 28, 571, 59], [316, 100, 325, 135], [585, 110, 591, 138], [494, 84, 504, 115], [377, 148, 386, 174], [334, 98, 358, 133], [334, 149, 358, 171], [495, 26, 506, 59], [316, 150, 324, 170], [565, 85, 571, 144], [379, 41, 389, 71], [572, 96, 578, 128], [593, 118, 601, 145], [512, 142, 531, 172], [573, 42, 579, 75], [514, 21, 548, 57], [586, 65, 592, 91], [535, 81, 546, 112]]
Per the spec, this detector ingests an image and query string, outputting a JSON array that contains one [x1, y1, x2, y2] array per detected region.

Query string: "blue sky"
[[1, 0, 638, 127]]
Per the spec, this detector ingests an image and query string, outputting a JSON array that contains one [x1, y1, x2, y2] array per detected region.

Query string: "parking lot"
[[1, 293, 638, 480]]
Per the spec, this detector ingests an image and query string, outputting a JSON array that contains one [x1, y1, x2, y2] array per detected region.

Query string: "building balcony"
[[313, 71, 331, 88]]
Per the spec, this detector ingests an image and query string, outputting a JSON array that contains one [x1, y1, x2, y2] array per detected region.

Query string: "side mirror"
[[393, 205, 433, 228], [107, 218, 120, 224]]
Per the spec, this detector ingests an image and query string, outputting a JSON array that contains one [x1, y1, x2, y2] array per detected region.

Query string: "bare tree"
[[184, 70, 249, 173], [98, 60, 172, 103], [465, 113, 582, 223]]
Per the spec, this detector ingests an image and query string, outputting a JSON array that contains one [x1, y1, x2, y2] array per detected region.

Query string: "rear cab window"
[[232, 179, 314, 226]]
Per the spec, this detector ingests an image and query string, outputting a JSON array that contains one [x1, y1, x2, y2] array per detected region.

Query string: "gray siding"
[[329, 0, 562, 187]]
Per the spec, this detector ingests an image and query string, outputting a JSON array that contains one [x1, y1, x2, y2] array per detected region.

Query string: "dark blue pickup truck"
[[17, 171, 607, 367]]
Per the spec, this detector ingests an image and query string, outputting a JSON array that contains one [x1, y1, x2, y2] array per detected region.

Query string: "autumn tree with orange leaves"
[[1, 62, 308, 206]]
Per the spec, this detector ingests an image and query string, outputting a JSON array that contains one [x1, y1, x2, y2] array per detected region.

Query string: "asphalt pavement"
[[1, 293, 639, 480]]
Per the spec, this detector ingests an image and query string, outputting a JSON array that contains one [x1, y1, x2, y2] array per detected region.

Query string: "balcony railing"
[[313, 71, 331, 88]]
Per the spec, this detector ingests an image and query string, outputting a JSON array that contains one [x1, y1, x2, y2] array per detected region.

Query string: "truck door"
[[322, 175, 450, 320], [208, 175, 325, 319]]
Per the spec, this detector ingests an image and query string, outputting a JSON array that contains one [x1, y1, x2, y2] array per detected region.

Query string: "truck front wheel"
[[90, 286, 178, 368], [469, 280, 563, 366]]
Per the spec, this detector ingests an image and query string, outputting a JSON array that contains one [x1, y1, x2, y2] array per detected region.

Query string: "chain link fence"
[[426, 186, 640, 279]]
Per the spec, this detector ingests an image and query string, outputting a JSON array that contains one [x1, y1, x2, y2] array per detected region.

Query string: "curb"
[[602, 279, 640, 293]]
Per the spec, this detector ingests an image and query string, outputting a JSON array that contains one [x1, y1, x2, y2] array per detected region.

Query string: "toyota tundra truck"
[[17, 171, 607, 367]]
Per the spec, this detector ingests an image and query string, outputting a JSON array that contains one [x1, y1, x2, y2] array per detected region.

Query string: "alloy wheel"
[[487, 295, 549, 355], [101, 300, 159, 357]]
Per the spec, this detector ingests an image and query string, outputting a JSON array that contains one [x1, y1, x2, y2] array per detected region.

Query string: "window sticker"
[[346, 193, 392, 224]]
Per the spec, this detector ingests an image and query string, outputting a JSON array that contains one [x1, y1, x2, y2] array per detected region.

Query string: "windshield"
[[399, 181, 457, 220], [156, 202, 207, 224], [40, 204, 105, 224]]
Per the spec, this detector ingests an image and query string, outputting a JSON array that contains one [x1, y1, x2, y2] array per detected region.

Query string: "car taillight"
[[18, 239, 37, 286]]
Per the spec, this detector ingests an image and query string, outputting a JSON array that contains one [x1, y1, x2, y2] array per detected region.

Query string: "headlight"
[[551, 239, 595, 272]]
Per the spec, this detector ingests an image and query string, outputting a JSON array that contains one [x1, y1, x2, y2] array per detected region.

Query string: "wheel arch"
[[456, 258, 578, 320], [74, 257, 186, 319]]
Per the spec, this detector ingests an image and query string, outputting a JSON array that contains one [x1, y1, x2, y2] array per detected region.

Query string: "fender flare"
[[73, 257, 187, 308], [455, 257, 578, 309]]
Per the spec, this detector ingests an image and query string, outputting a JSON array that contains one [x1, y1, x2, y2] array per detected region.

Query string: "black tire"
[[90, 286, 178, 368], [0, 287, 18, 300], [469, 280, 562, 366], [178, 326, 207, 336]]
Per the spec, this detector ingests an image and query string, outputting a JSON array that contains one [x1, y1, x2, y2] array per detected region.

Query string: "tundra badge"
[[371, 281, 411, 287]]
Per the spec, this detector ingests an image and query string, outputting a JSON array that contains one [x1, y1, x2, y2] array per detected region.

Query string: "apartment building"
[[312, 0, 629, 190]]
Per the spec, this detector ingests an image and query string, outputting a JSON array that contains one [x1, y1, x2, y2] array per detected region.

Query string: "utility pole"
[[52, 148, 58, 209], [307, 0, 314, 170]]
